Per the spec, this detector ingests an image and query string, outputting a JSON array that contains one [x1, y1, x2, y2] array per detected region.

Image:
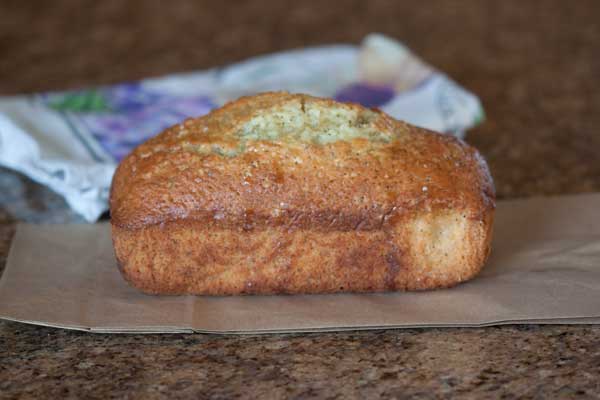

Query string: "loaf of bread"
[[110, 92, 495, 295]]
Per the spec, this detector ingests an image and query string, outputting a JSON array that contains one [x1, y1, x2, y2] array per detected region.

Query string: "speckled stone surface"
[[1, 323, 600, 399], [1, 0, 600, 398]]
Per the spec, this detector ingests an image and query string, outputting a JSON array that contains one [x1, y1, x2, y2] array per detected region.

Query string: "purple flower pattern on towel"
[[334, 83, 395, 108], [45, 83, 215, 161]]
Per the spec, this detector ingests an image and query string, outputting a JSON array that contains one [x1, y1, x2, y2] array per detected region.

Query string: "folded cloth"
[[0, 34, 484, 222]]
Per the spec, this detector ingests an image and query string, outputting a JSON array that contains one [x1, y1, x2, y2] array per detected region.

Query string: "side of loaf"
[[110, 92, 495, 295]]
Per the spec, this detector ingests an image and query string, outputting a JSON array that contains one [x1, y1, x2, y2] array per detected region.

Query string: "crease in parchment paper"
[[0, 193, 599, 334]]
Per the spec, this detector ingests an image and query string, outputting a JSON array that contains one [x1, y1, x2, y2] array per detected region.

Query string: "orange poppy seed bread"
[[110, 92, 495, 295]]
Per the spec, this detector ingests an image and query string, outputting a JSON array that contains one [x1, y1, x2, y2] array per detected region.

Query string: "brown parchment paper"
[[0, 193, 599, 334]]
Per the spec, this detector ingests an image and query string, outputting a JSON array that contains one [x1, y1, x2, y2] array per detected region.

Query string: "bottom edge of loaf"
[[116, 257, 470, 296], [112, 209, 493, 296]]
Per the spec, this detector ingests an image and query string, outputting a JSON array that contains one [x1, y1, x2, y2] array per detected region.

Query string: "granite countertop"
[[1, 1, 600, 398]]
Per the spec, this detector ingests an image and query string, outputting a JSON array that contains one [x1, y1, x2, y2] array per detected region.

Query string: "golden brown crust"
[[110, 92, 495, 295], [112, 210, 493, 295]]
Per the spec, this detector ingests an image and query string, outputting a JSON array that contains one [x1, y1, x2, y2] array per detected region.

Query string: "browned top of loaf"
[[110, 92, 495, 230]]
